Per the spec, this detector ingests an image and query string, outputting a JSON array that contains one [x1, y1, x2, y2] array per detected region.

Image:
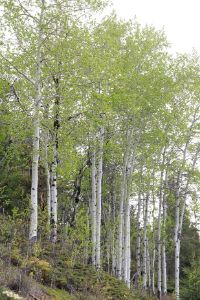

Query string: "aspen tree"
[[147, 238, 151, 296], [0, 0, 46, 244], [162, 171, 168, 297], [91, 135, 97, 268], [45, 131, 51, 223], [152, 181, 156, 297], [142, 189, 149, 292], [135, 192, 141, 289], [157, 149, 167, 300], [96, 123, 104, 270], [29, 0, 45, 244]]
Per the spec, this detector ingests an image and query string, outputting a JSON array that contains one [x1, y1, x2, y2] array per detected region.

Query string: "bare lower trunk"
[[147, 238, 151, 296], [91, 143, 97, 268], [152, 178, 156, 297], [162, 172, 168, 297], [45, 132, 51, 224], [96, 125, 104, 271], [85, 208, 89, 264], [50, 156, 57, 244], [142, 191, 149, 291], [157, 174, 163, 300], [127, 204, 131, 288], [135, 193, 141, 289], [117, 157, 126, 280], [175, 169, 181, 300], [124, 158, 132, 288], [112, 194, 116, 276]]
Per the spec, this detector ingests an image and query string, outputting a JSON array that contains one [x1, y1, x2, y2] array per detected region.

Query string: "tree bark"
[[135, 193, 141, 289], [96, 124, 104, 270], [162, 171, 168, 297], [142, 190, 149, 292], [91, 136, 97, 269]]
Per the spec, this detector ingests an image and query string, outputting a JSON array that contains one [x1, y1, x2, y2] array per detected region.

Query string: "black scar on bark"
[[157, 289, 161, 300], [75, 186, 81, 203]]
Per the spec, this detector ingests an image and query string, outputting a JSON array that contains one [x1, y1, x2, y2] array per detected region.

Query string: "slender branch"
[[0, 53, 35, 85]]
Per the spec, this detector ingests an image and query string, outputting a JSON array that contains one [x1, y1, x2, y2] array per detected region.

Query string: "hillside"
[[0, 236, 156, 300]]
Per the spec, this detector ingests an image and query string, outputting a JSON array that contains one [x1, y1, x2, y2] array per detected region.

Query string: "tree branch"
[[0, 53, 35, 85]]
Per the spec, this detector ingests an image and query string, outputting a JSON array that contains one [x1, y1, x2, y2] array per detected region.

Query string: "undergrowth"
[[0, 213, 156, 300]]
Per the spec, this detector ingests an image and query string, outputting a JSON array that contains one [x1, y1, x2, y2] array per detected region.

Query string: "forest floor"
[[0, 215, 174, 300], [0, 241, 160, 300]]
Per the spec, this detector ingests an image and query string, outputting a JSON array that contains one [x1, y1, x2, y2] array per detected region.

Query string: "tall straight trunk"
[[117, 128, 133, 279], [50, 158, 57, 243], [152, 176, 156, 297], [162, 171, 168, 297], [122, 180, 128, 281], [127, 208, 131, 287], [112, 193, 116, 276], [96, 124, 104, 270], [157, 169, 164, 300], [147, 238, 151, 296], [142, 190, 149, 291], [85, 208, 89, 264], [45, 132, 51, 224], [174, 133, 191, 299], [174, 169, 181, 300], [124, 160, 131, 288], [135, 193, 141, 289], [123, 127, 142, 284], [107, 202, 111, 273], [117, 156, 127, 280], [91, 137, 97, 268], [50, 76, 60, 244], [29, 0, 44, 245]]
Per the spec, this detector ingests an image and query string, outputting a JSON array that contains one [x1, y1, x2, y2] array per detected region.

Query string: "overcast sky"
[[101, 0, 200, 55]]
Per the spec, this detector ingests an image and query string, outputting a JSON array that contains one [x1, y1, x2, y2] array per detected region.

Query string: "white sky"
[[101, 0, 200, 55]]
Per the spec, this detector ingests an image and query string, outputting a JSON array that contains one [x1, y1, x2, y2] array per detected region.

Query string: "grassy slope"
[[0, 246, 157, 300]]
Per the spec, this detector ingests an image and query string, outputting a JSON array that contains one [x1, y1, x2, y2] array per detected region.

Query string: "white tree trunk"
[[85, 208, 89, 264], [135, 192, 141, 289], [142, 191, 149, 291], [127, 203, 131, 288], [157, 168, 164, 300], [152, 175, 156, 297], [117, 127, 142, 282], [96, 124, 104, 271], [175, 169, 181, 300], [147, 238, 151, 296], [117, 156, 126, 280], [162, 171, 168, 297], [117, 128, 133, 279], [124, 159, 131, 288], [29, 0, 44, 245], [123, 180, 128, 282], [112, 194, 116, 276], [45, 132, 51, 224], [107, 202, 111, 273], [91, 141, 97, 268], [50, 155, 57, 244]]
